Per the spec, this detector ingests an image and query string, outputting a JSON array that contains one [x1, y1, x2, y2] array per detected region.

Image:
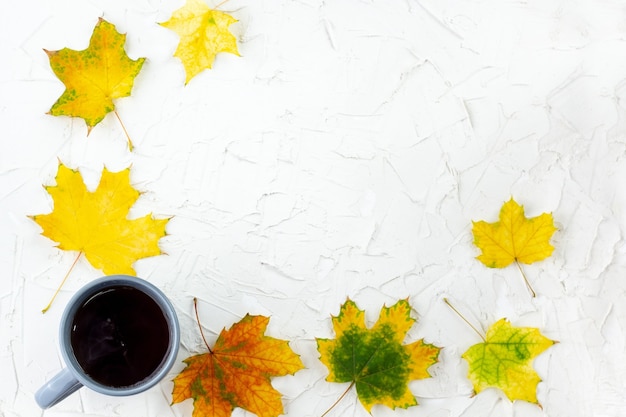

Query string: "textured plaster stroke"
[[0, 234, 23, 409], [585, 219, 623, 280], [0, 236, 21, 414], [556, 195, 620, 292], [182, 142, 212, 193], [0, 326, 19, 410], [438, 119, 540, 209], [458, 389, 509, 417], [568, 318, 606, 415], [596, 305, 626, 415], [571, 135, 621, 208], [411, 0, 463, 40], [546, 74, 615, 134], [403, 63, 469, 140], [318, 3, 460, 116]]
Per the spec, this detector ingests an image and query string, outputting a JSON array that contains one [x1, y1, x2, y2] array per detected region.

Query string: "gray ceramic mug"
[[35, 275, 180, 409]]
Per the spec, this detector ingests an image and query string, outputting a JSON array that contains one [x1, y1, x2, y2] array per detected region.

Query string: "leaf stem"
[[194, 297, 213, 354], [319, 381, 355, 417], [212, 0, 231, 10], [42, 251, 82, 313], [515, 260, 536, 298], [443, 298, 485, 342], [113, 110, 134, 151]]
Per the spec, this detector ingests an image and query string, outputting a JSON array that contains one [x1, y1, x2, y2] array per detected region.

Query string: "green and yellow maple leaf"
[[317, 299, 441, 413], [45, 18, 146, 131], [160, 0, 240, 84], [472, 198, 557, 268], [462, 318, 555, 404], [32, 163, 168, 276], [172, 314, 304, 417]]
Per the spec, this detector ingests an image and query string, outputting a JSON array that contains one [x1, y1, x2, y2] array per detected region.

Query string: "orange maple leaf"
[[172, 313, 304, 417]]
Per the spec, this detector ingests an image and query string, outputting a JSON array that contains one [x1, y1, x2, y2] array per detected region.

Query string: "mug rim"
[[59, 275, 180, 397]]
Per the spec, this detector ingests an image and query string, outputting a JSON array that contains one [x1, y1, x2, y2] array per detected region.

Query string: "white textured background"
[[2, 0, 626, 416]]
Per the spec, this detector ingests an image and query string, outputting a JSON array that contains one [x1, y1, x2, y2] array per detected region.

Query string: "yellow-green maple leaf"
[[46, 18, 146, 131], [32, 163, 168, 275], [472, 198, 557, 268], [172, 314, 304, 417], [462, 318, 555, 404], [160, 0, 240, 84], [317, 299, 441, 413]]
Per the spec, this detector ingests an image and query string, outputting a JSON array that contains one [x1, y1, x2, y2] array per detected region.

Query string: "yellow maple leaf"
[[462, 318, 555, 404], [160, 0, 240, 84], [46, 18, 146, 131], [472, 198, 556, 268], [172, 314, 304, 417], [32, 163, 168, 277]]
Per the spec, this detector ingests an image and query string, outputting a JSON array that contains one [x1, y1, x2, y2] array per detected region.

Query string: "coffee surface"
[[70, 285, 170, 387]]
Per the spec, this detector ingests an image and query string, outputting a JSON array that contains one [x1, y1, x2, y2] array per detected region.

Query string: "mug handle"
[[35, 368, 83, 409]]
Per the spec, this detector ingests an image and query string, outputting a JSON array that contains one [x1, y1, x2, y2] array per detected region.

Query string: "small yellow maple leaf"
[[172, 314, 304, 417], [462, 318, 555, 404], [32, 163, 168, 276], [46, 18, 146, 131], [160, 0, 240, 84], [472, 198, 556, 268]]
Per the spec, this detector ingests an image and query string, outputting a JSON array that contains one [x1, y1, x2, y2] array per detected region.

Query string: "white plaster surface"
[[2, 0, 626, 416]]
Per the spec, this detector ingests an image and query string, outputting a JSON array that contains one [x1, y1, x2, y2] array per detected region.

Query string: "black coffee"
[[70, 285, 170, 387]]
